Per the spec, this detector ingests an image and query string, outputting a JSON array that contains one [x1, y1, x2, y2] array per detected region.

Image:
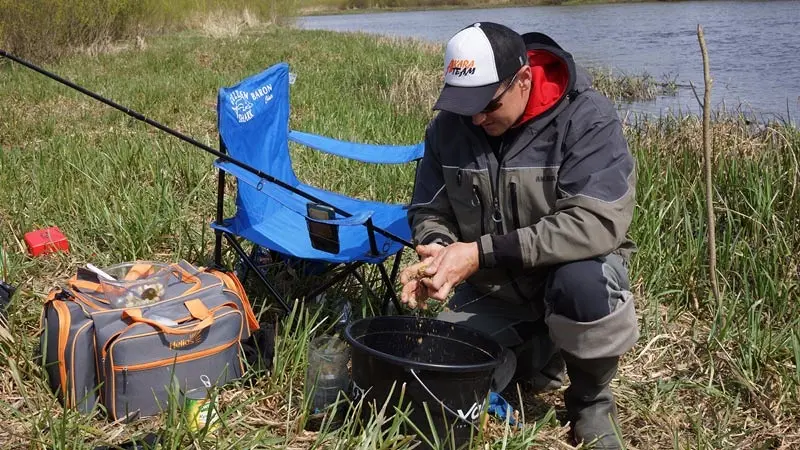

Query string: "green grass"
[[1, 25, 800, 448]]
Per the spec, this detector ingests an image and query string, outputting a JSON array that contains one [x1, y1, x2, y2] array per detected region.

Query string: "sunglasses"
[[480, 71, 520, 114]]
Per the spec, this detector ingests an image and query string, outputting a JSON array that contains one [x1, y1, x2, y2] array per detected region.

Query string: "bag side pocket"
[[41, 299, 70, 402], [101, 305, 243, 421]]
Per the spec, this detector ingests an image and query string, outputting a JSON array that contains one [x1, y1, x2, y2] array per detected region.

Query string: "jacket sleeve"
[[480, 95, 636, 268], [407, 124, 461, 247]]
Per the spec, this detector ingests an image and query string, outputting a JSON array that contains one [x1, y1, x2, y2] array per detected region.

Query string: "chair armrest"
[[214, 159, 264, 189], [289, 130, 424, 164]]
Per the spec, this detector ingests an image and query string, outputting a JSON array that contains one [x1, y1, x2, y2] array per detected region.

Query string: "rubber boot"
[[510, 328, 565, 393], [562, 352, 622, 449], [517, 348, 565, 393], [494, 330, 566, 394]]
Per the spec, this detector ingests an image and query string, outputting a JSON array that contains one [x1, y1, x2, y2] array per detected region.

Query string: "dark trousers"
[[436, 253, 633, 391]]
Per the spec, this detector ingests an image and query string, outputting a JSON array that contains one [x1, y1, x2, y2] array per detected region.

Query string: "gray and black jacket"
[[409, 32, 636, 308]]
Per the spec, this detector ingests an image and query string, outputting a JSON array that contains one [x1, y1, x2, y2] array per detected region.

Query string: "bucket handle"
[[407, 368, 481, 432]]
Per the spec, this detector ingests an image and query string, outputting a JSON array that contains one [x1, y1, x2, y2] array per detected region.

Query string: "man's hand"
[[419, 242, 480, 301], [399, 244, 445, 309]]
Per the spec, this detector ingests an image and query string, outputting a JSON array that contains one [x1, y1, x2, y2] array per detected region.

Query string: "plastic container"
[[99, 262, 172, 309], [344, 316, 503, 449], [24, 226, 69, 257], [304, 335, 350, 429]]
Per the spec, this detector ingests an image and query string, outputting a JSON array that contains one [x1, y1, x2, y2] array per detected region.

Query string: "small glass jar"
[[305, 335, 350, 416]]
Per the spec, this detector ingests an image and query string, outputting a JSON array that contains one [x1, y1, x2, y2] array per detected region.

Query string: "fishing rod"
[[0, 49, 413, 249]]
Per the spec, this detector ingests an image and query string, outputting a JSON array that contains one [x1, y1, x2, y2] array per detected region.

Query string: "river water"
[[297, 1, 800, 123]]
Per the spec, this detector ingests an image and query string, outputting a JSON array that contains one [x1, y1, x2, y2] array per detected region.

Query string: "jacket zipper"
[[506, 179, 529, 303], [510, 182, 521, 229], [490, 144, 504, 235], [472, 186, 486, 235]]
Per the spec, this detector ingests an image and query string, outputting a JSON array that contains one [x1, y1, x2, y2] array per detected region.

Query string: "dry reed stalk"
[[697, 25, 723, 317]]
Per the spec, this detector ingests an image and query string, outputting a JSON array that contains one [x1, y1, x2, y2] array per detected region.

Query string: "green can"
[[184, 388, 218, 433]]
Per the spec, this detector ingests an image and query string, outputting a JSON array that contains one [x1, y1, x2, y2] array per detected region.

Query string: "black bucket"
[[344, 316, 503, 449]]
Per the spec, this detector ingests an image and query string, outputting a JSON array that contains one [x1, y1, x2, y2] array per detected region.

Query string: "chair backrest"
[[217, 63, 298, 187]]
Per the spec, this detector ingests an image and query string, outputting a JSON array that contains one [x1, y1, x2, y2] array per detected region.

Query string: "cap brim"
[[433, 82, 501, 116]]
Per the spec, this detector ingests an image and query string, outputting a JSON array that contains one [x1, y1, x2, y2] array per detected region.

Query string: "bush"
[[0, 0, 297, 62], [0, 0, 143, 61]]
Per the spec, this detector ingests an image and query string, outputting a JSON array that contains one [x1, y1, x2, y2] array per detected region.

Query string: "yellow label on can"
[[185, 389, 218, 433]]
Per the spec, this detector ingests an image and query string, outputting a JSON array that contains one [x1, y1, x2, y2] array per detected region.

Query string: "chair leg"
[[224, 233, 291, 314], [385, 250, 404, 314], [239, 244, 260, 284], [213, 230, 224, 269], [378, 254, 403, 315]]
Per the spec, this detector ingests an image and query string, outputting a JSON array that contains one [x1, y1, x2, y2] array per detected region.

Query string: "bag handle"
[[123, 263, 154, 280], [169, 263, 204, 294], [122, 299, 213, 335]]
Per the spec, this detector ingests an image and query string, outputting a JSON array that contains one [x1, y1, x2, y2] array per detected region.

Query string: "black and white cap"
[[433, 22, 527, 116]]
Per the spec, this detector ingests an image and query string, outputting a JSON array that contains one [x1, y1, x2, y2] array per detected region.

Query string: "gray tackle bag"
[[39, 260, 259, 421]]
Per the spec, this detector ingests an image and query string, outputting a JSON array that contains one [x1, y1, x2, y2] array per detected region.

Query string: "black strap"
[[567, 89, 580, 102]]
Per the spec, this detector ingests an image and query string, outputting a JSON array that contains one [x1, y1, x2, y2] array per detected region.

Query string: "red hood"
[[514, 49, 570, 127]]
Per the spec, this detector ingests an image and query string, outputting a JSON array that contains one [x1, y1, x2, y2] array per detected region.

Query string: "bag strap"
[[122, 299, 214, 335], [209, 269, 259, 332]]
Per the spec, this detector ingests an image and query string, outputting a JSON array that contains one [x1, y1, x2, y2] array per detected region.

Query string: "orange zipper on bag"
[[106, 308, 242, 368], [113, 338, 239, 372]]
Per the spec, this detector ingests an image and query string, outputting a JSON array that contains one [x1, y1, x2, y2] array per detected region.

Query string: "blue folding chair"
[[211, 62, 423, 314]]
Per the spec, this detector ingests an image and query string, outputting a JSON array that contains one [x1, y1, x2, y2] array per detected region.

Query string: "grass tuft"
[[589, 67, 678, 103]]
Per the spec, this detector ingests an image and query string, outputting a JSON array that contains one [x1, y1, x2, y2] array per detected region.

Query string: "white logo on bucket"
[[457, 399, 486, 422], [351, 381, 368, 401]]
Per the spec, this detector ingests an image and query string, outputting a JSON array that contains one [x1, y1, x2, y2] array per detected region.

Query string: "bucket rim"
[[343, 316, 502, 373]]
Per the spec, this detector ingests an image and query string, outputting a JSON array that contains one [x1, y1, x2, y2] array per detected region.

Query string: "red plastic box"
[[24, 226, 70, 257]]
